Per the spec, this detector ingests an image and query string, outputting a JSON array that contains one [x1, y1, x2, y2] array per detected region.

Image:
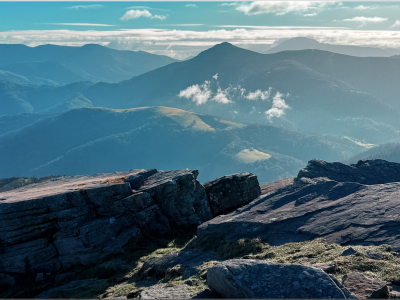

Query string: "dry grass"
[[102, 177, 125, 184], [4, 230, 400, 299]]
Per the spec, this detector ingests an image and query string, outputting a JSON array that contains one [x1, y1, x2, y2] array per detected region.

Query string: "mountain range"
[[264, 37, 400, 57], [0, 106, 365, 183], [3, 41, 400, 181], [0, 44, 176, 85], [3, 42, 400, 143]]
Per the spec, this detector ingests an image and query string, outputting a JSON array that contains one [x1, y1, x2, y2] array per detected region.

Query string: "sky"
[[2, 1, 400, 59]]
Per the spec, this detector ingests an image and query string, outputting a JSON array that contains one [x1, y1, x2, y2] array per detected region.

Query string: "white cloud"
[[153, 15, 168, 20], [265, 92, 290, 119], [304, 13, 317, 17], [121, 10, 152, 20], [235, 1, 334, 16], [45, 23, 116, 27], [179, 76, 233, 105], [391, 20, 400, 28], [245, 89, 271, 101], [354, 5, 378, 10], [342, 16, 388, 25], [120, 9, 167, 21], [66, 4, 104, 9], [179, 81, 212, 105], [213, 88, 232, 104], [221, 3, 238, 6], [185, 4, 198, 8], [354, 5, 398, 10]]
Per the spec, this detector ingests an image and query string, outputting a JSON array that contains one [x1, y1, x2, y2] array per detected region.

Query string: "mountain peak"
[[194, 42, 261, 61]]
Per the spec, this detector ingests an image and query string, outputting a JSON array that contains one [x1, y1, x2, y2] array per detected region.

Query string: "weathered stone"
[[99, 259, 133, 272], [342, 272, 389, 299], [260, 177, 294, 195], [54, 272, 75, 283], [137, 284, 192, 299], [198, 159, 400, 251], [341, 247, 358, 257], [297, 159, 400, 185], [124, 169, 157, 190], [207, 259, 355, 299], [302, 263, 334, 273], [192, 289, 219, 299], [366, 250, 383, 260], [35, 273, 44, 283], [0, 273, 15, 286], [125, 175, 144, 190], [35, 279, 107, 299], [204, 172, 261, 217], [390, 284, 400, 297], [0, 168, 211, 276], [137, 170, 212, 226]]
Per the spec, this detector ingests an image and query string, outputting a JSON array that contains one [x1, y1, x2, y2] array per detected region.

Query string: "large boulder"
[[0, 168, 212, 278], [198, 159, 400, 251], [204, 172, 261, 217], [207, 259, 355, 299], [342, 272, 389, 299]]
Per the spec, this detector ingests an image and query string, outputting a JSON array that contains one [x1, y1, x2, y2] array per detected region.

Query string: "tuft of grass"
[[185, 235, 265, 259]]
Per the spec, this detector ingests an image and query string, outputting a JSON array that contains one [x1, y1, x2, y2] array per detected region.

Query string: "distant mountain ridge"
[[265, 37, 400, 57], [3, 42, 400, 147], [0, 44, 177, 84]]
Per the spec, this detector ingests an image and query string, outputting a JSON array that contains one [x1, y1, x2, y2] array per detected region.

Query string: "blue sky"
[[1, 1, 400, 59]]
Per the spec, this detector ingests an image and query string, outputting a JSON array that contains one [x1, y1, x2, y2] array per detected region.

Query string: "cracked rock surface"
[[198, 159, 400, 251], [0, 168, 212, 277]]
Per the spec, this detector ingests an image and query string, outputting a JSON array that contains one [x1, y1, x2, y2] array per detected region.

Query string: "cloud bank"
[[342, 16, 388, 25], [235, 1, 337, 16], [4, 27, 400, 59]]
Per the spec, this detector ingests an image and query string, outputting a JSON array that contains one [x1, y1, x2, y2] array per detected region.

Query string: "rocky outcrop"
[[297, 159, 400, 185], [198, 159, 400, 251], [207, 259, 356, 299], [342, 272, 389, 299], [204, 172, 261, 217], [0, 168, 212, 280]]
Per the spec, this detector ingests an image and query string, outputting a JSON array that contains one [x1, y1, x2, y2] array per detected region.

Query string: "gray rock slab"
[[137, 170, 212, 226], [204, 172, 261, 217], [0, 168, 211, 276], [35, 279, 107, 299], [341, 248, 358, 257], [137, 284, 192, 299], [342, 272, 389, 299], [198, 159, 400, 251], [207, 259, 355, 299]]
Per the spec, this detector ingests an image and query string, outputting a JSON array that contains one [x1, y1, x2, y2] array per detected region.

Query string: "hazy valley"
[[2, 39, 400, 183]]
